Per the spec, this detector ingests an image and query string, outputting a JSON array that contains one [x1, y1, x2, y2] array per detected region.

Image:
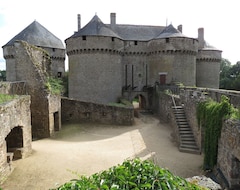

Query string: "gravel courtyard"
[[1, 114, 203, 190]]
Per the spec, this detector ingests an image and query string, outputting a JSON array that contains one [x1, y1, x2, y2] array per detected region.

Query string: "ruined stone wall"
[[0, 82, 26, 95], [61, 97, 134, 125], [218, 119, 240, 188], [13, 41, 61, 139], [0, 96, 32, 183]]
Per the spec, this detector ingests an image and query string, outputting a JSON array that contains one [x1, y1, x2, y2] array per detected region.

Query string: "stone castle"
[[3, 13, 221, 106], [66, 13, 221, 105], [1, 13, 240, 189]]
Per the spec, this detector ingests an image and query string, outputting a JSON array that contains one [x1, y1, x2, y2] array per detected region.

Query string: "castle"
[[3, 13, 221, 106], [66, 13, 222, 105]]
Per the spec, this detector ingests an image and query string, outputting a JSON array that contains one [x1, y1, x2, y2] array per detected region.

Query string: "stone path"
[[1, 115, 203, 190]]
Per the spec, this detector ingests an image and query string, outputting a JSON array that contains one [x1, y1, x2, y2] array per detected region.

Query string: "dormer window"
[[82, 36, 86, 40]]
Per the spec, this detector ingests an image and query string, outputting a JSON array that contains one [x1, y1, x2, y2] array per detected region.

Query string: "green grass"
[[0, 94, 16, 104]]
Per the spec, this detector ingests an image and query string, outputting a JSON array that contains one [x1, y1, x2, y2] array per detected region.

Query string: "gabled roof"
[[71, 15, 121, 39], [3, 21, 64, 49], [109, 24, 165, 41], [155, 24, 186, 39]]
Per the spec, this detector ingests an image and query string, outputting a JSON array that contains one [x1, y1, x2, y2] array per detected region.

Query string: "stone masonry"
[[0, 95, 32, 184], [8, 41, 61, 139]]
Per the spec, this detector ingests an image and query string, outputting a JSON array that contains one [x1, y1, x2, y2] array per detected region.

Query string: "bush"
[[53, 159, 207, 190]]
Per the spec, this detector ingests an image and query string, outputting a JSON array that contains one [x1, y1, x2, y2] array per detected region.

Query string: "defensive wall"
[[0, 96, 32, 184], [61, 97, 134, 125], [157, 86, 240, 188]]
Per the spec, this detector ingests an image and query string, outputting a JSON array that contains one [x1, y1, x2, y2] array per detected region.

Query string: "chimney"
[[77, 14, 81, 31], [110, 13, 116, 27], [198, 28, 204, 49], [177, 25, 182, 33]]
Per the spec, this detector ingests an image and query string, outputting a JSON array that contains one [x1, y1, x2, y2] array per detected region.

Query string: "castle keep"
[[66, 13, 222, 105]]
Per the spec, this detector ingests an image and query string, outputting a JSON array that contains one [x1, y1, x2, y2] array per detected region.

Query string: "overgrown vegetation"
[[53, 159, 207, 190], [45, 77, 64, 95], [0, 94, 16, 104], [197, 95, 232, 170]]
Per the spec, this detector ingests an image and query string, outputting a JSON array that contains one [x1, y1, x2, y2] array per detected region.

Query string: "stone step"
[[179, 147, 201, 154]]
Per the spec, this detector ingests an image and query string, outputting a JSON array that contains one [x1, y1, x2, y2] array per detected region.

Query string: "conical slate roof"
[[155, 24, 186, 39], [202, 41, 220, 51], [3, 21, 64, 49], [71, 15, 121, 39]]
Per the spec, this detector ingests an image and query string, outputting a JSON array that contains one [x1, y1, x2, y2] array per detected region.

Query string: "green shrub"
[[53, 159, 208, 190], [197, 95, 231, 170], [45, 77, 64, 95]]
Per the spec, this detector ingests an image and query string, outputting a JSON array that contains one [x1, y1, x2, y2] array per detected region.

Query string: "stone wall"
[[0, 96, 32, 184], [0, 81, 26, 95], [61, 97, 134, 125], [217, 119, 240, 188], [12, 41, 61, 139]]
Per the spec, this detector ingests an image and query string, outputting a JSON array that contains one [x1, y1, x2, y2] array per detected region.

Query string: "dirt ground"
[[1, 114, 203, 190]]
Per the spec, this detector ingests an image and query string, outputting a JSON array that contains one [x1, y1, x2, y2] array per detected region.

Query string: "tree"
[[0, 70, 6, 81]]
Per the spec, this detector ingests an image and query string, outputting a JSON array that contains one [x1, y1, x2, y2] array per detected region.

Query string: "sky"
[[0, 0, 239, 70]]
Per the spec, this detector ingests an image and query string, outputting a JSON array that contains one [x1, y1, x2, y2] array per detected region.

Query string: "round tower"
[[196, 28, 222, 88], [148, 24, 198, 86], [2, 21, 65, 81], [65, 15, 124, 104]]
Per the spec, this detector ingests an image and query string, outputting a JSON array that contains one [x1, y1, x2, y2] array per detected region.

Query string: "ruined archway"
[[5, 126, 23, 160], [132, 94, 147, 110]]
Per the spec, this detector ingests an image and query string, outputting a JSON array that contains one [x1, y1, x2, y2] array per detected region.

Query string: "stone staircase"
[[172, 106, 200, 154]]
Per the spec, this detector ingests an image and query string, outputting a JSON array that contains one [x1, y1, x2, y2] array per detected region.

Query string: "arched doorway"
[[132, 94, 147, 109], [5, 126, 23, 160]]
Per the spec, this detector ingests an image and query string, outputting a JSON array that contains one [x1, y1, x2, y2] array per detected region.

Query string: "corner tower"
[[148, 24, 198, 86], [196, 28, 222, 88], [2, 21, 65, 80], [65, 15, 124, 104]]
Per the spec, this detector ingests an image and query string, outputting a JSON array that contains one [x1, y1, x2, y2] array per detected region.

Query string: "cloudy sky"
[[0, 0, 239, 70]]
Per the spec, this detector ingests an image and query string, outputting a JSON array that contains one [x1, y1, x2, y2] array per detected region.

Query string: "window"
[[57, 72, 62, 78], [134, 41, 138, 45], [82, 36, 86, 40], [112, 37, 115, 42], [166, 38, 169, 43]]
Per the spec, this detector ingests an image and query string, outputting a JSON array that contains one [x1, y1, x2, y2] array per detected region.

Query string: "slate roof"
[[155, 24, 186, 39], [68, 15, 194, 41], [109, 24, 165, 41], [71, 15, 121, 39], [202, 41, 219, 51], [3, 21, 64, 49]]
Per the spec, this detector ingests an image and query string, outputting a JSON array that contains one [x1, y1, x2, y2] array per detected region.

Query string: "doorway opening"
[[5, 126, 23, 160]]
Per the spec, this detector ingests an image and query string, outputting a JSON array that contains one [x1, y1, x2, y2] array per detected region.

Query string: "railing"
[[0, 81, 27, 95]]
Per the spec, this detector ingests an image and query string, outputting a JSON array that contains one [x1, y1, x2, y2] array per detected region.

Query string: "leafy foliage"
[[0, 70, 6, 81], [220, 58, 240, 90], [53, 159, 208, 190], [197, 96, 232, 170], [45, 77, 64, 95]]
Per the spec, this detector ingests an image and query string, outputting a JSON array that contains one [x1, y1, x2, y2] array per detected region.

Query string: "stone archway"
[[132, 94, 147, 109]]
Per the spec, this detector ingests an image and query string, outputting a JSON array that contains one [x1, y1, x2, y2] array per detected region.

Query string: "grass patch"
[[0, 94, 16, 104]]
